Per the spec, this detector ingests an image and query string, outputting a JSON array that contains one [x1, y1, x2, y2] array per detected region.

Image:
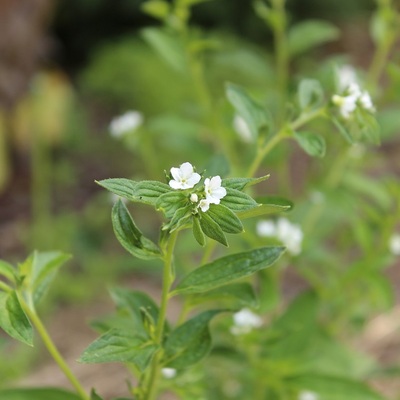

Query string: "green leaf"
[[80, 329, 158, 372], [236, 196, 292, 219], [141, 0, 170, 21], [294, 131, 326, 157], [226, 82, 272, 141], [0, 291, 33, 346], [332, 117, 354, 144], [156, 191, 188, 218], [90, 390, 103, 400], [288, 20, 340, 57], [222, 175, 270, 191], [298, 79, 324, 110], [0, 260, 17, 283], [0, 388, 81, 400], [172, 246, 285, 295], [189, 282, 258, 309], [141, 27, 187, 73], [163, 205, 192, 232], [206, 204, 244, 234], [30, 252, 71, 303], [164, 310, 224, 368], [192, 216, 206, 246], [97, 178, 171, 206], [199, 211, 228, 246], [220, 188, 258, 212], [112, 200, 161, 260], [287, 375, 385, 400]]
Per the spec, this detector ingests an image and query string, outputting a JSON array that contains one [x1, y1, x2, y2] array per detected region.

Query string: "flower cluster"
[[257, 218, 303, 255], [168, 162, 226, 212], [109, 111, 143, 138], [332, 65, 375, 120], [230, 308, 263, 335]]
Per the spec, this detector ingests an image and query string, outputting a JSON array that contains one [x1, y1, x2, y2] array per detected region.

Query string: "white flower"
[[337, 65, 358, 92], [169, 162, 201, 190], [190, 193, 198, 203], [332, 93, 358, 119], [109, 111, 143, 138], [204, 176, 226, 205], [230, 308, 263, 335], [233, 115, 253, 143], [299, 391, 318, 400], [389, 234, 400, 256], [257, 218, 303, 256], [161, 368, 177, 379], [199, 198, 210, 212], [256, 220, 277, 237], [359, 91, 375, 112]]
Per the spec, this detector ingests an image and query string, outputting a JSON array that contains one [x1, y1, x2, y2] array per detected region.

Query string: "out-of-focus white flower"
[[298, 391, 319, 400], [256, 220, 277, 237], [257, 218, 303, 256], [332, 93, 358, 119], [233, 115, 253, 143], [169, 162, 201, 190], [359, 91, 375, 112], [109, 111, 143, 138], [230, 308, 263, 335], [337, 65, 358, 92], [190, 193, 198, 203], [204, 176, 226, 205], [161, 368, 177, 379], [389, 234, 400, 256]]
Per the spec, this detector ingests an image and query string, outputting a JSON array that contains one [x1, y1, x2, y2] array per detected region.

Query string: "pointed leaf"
[[0, 260, 17, 283], [80, 329, 158, 372], [199, 211, 228, 246], [112, 200, 161, 260], [172, 246, 285, 295], [220, 188, 258, 211], [236, 196, 292, 219], [0, 388, 81, 400], [90, 390, 103, 400], [164, 310, 224, 368], [206, 204, 244, 234], [156, 191, 188, 218], [294, 131, 326, 157], [332, 117, 355, 144], [0, 291, 33, 346], [222, 175, 270, 191], [192, 216, 206, 246], [97, 178, 171, 206], [163, 206, 192, 232], [226, 82, 272, 140]]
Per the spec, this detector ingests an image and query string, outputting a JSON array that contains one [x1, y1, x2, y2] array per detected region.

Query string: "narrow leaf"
[[294, 131, 326, 157], [222, 175, 270, 191], [97, 178, 171, 206], [164, 310, 224, 368], [226, 82, 272, 140], [332, 117, 355, 144], [0, 260, 17, 283], [156, 191, 188, 218], [221, 188, 258, 211], [0, 291, 33, 346], [199, 211, 228, 246], [80, 329, 158, 372], [206, 204, 244, 234], [112, 200, 161, 260], [163, 206, 192, 232], [172, 246, 285, 295], [236, 196, 292, 219], [192, 216, 206, 246]]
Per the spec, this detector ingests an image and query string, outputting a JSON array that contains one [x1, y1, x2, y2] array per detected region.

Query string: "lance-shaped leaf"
[[0, 260, 17, 283], [156, 191, 188, 218], [221, 188, 258, 212], [172, 246, 285, 295], [192, 216, 206, 247], [112, 200, 161, 260], [97, 178, 171, 206], [222, 175, 270, 191], [80, 329, 158, 372], [189, 283, 258, 310], [163, 205, 192, 232], [226, 83, 272, 141], [206, 204, 244, 234], [0, 291, 33, 346], [332, 117, 355, 144], [0, 388, 81, 400], [199, 211, 228, 247], [163, 310, 224, 368], [294, 131, 326, 158], [90, 390, 103, 400], [237, 196, 293, 219]]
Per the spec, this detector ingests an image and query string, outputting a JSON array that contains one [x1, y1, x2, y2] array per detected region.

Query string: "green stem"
[[0, 281, 12, 293], [19, 297, 89, 400], [143, 230, 179, 400]]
